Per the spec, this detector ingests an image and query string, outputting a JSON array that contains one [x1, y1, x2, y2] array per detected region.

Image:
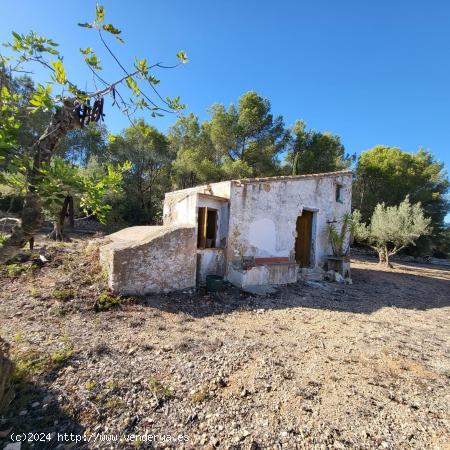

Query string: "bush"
[[354, 197, 431, 267], [95, 291, 123, 311], [52, 288, 75, 301], [148, 377, 172, 402]]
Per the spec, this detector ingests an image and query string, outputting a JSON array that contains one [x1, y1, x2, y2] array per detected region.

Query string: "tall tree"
[[0, 3, 187, 263], [353, 146, 449, 255], [288, 120, 353, 175], [208, 91, 289, 178], [169, 114, 222, 189], [108, 120, 172, 224]]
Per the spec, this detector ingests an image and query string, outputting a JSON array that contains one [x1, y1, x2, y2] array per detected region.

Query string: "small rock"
[[3, 443, 21, 450], [0, 428, 12, 438], [240, 388, 249, 397], [19, 410, 28, 416], [334, 272, 345, 284]]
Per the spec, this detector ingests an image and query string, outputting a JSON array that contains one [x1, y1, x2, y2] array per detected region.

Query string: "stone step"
[[298, 267, 325, 282]]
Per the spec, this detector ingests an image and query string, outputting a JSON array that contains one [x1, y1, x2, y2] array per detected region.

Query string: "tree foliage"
[[0, 2, 186, 262], [353, 197, 431, 266], [288, 120, 353, 175], [108, 120, 172, 224], [169, 114, 222, 189], [209, 92, 289, 178], [353, 146, 449, 255]]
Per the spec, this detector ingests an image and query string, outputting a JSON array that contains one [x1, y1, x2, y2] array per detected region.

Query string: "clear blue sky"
[[2, 0, 450, 173]]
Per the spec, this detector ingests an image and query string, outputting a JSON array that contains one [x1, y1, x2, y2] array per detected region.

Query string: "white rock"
[[3, 443, 21, 450]]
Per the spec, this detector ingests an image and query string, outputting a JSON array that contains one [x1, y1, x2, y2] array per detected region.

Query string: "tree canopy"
[[288, 120, 354, 175], [353, 146, 449, 255], [353, 197, 432, 266]]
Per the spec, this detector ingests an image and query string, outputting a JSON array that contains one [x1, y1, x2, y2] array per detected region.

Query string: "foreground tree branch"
[[0, 3, 187, 263], [0, 100, 79, 263]]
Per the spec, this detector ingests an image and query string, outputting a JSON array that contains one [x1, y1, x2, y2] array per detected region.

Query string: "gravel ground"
[[0, 237, 449, 449]]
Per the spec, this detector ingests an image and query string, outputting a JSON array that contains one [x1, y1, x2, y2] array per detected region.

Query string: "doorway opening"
[[197, 207, 218, 248], [295, 210, 314, 267]]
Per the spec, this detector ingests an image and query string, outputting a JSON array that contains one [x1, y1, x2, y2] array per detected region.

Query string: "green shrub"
[[13, 349, 49, 380], [52, 288, 75, 301], [5, 264, 26, 278], [95, 291, 123, 312], [148, 377, 172, 401], [50, 344, 74, 367]]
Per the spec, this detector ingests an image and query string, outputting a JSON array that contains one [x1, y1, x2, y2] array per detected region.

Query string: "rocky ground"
[[0, 235, 449, 449]]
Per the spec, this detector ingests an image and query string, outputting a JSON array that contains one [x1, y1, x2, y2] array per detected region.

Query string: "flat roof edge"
[[232, 170, 353, 185], [165, 170, 352, 196]]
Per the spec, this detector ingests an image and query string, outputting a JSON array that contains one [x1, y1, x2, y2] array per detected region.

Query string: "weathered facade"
[[101, 170, 352, 294]]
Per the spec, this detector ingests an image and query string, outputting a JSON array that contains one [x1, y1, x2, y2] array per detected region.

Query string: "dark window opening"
[[197, 207, 217, 249], [336, 185, 343, 203]]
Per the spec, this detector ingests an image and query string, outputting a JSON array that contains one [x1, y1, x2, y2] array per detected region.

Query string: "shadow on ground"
[[136, 258, 450, 318], [0, 363, 86, 450]]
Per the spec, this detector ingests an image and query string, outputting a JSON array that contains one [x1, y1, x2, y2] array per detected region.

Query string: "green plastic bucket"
[[206, 274, 224, 292]]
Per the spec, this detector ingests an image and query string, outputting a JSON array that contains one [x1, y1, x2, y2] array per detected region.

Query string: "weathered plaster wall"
[[100, 225, 196, 295], [162, 184, 231, 284], [227, 263, 298, 288], [196, 249, 226, 284], [163, 181, 231, 226], [226, 172, 352, 273]]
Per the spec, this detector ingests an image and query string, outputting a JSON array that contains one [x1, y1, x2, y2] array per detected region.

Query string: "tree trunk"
[[384, 248, 393, 268], [0, 99, 79, 264], [378, 246, 393, 268], [68, 196, 74, 229], [48, 196, 71, 241]]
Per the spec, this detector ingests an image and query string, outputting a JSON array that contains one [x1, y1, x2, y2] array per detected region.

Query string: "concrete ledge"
[[227, 263, 298, 289]]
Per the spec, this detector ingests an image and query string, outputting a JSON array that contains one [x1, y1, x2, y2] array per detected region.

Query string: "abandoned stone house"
[[100, 170, 352, 295]]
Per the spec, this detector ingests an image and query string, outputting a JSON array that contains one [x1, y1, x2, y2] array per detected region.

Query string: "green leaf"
[[84, 53, 102, 70], [29, 84, 54, 111], [80, 47, 93, 55], [95, 3, 105, 23], [102, 24, 121, 35], [134, 58, 149, 76], [51, 60, 67, 84], [78, 22, 93, 28], [146, 75, 160, 85], [125, 76, 140, 97], [165, 95, 185, 111], [176, 51, 188, 64]]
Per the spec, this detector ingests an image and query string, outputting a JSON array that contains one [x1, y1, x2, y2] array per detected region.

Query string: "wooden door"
[[295, 211, 313, 267]]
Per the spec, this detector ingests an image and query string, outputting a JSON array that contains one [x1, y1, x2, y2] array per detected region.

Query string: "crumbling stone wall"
[[101, 225, 197, 295]]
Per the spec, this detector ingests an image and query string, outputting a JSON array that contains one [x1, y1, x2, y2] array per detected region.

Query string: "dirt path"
[[0, 240, 449, 449]]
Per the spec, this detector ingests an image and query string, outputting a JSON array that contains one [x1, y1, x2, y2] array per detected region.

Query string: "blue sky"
[[1, 0, 450, 174]]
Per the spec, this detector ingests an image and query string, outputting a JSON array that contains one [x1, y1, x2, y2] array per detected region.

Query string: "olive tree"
[[353, 197, 431, 267], [0, 3, 187, 263]]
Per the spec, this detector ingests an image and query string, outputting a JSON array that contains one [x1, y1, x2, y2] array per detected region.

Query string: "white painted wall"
[[226, 173, 352, 271], [160, 172, 352, 288]]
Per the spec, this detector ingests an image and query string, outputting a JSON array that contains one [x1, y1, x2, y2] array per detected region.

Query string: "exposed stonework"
[[100, 170, 352, 294], [100, 225, 196, 295]]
